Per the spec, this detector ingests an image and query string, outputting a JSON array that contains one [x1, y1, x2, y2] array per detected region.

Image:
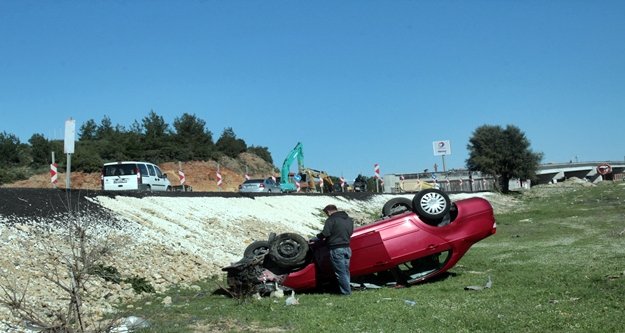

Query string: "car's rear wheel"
[[412, 189, 451, 223], [382, 197, 413, 217], [243, 240, 271, 258], [269, 233, 309, 269]]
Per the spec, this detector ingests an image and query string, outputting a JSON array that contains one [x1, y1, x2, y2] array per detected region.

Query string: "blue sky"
[[1, 1, 624, 181]]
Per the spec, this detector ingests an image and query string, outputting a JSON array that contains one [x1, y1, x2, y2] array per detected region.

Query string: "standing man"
[[317, 204, 354, 295]]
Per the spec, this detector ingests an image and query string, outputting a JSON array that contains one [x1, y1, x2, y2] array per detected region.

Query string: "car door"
[[153, 165, 170, 191], [265, 178, 280, 192], [137, 163, 149, 189], [143, 164, 157, 190], [146, 164, 167, 191]]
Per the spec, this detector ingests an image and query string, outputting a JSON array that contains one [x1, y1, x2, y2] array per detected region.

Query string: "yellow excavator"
[[301, 167, 334, 193]]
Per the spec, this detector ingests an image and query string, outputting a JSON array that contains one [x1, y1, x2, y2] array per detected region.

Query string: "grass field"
[[124, 183, 625, 333]]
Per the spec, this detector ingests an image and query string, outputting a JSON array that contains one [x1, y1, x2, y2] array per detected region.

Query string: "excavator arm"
[[279, 142, 304, 192]]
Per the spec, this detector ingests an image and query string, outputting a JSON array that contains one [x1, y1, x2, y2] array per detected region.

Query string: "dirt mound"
[[523, 177, 596, 199], [2, 153, 278, 192], [161, 153, 278, 192]]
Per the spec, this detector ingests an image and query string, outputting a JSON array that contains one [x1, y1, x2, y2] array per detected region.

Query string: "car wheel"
[[412, 189, 451, 222], [269, 233, 309, 269], [382, 197, 413, 217], [243, 240, 271, 258]]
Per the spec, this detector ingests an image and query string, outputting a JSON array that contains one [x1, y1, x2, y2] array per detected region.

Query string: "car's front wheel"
[[412, 189, 451, 223], [269, 233, 309, 269]]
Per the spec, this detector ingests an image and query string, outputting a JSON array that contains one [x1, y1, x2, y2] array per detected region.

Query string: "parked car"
[[223, 189, 496, 295], [352, 180, 367, 192], [239, 178, 282, 193], [101, 161, 171, 191]]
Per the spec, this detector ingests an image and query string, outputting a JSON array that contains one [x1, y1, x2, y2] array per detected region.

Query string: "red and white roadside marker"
[[50, 163, 58, 185], [178, 169, 186, 185], [216, 170, 223, 186]]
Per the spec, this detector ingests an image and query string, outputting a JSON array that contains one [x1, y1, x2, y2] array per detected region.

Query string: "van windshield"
[[103, 164, 137, 176]]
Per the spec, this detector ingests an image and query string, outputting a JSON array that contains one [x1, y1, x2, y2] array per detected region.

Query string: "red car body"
[[282, 196, 496, 291]]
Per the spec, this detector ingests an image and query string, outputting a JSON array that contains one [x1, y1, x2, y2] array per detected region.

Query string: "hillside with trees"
[[0, 111, 275, 186]]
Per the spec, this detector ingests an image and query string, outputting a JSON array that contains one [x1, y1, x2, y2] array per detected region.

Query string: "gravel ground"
[[0, 188, 507, 332]]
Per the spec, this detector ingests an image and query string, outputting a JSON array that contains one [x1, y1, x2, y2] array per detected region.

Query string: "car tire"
[[382, 197, 413, 217], [243, 240, 271, 258], [412, 189, 451, 223], [269, 233, 309, 269]]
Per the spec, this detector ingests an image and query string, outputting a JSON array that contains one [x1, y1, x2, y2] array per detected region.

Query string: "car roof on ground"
[[103, 161, 157, 166], [243, 179, 265, 183]]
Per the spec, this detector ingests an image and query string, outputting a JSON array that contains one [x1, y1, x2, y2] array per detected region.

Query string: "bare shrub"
[[0, 194, 126, 332]]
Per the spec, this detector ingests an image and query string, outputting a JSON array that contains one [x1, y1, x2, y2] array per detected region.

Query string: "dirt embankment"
[[1, 152, 278, 192], [0, 189, 412, 330]]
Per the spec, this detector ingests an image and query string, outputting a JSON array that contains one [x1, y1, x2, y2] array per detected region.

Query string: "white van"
[[101, 161, 171, 191]]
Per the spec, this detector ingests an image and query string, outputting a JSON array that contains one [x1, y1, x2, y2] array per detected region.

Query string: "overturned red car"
[[223, 189, 496, 295]]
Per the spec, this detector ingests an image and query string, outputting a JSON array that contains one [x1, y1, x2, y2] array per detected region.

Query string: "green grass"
[[121, 183, 625, 332]]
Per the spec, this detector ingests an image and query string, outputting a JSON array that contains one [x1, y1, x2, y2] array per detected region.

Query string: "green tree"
[[247, 145, 273, 164], [172, 113, 214, 160], [95, 116, 115, 140], [79, 119, 98, 141], [123, 121, 145, 160], [216, 127, 247, 158], [73, 143, 103, 172], [142, 110, 169, 144], [0, 132, 29, 184], [141, 110, 173, 162], [466, 124, 543, 193], [0, 131, 22, 166], [28, 133, 51, 167]]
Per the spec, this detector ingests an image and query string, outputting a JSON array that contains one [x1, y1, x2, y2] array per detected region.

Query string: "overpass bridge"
[[382, 161, 624, 193], [536, 161, 625, 184]]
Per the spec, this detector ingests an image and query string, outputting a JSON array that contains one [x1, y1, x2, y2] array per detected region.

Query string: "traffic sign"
[[432, 140, 451, 156], [597, 163, 612, 175]]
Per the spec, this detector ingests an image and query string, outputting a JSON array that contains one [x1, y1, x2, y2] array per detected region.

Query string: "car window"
[[147, 164, 156, 176], [154, 166, 164, 178], [244, 179, 262, 184], [103, 165, 117, 176], [104, 164, 136, 176], [138, 164, 148, 177]]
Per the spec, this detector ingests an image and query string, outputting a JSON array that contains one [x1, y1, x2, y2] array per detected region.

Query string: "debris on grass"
[[464, 275, 493, 291]]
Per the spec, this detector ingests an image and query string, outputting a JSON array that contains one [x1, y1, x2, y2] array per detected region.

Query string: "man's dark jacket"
[[317, 211, 354, 249]]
